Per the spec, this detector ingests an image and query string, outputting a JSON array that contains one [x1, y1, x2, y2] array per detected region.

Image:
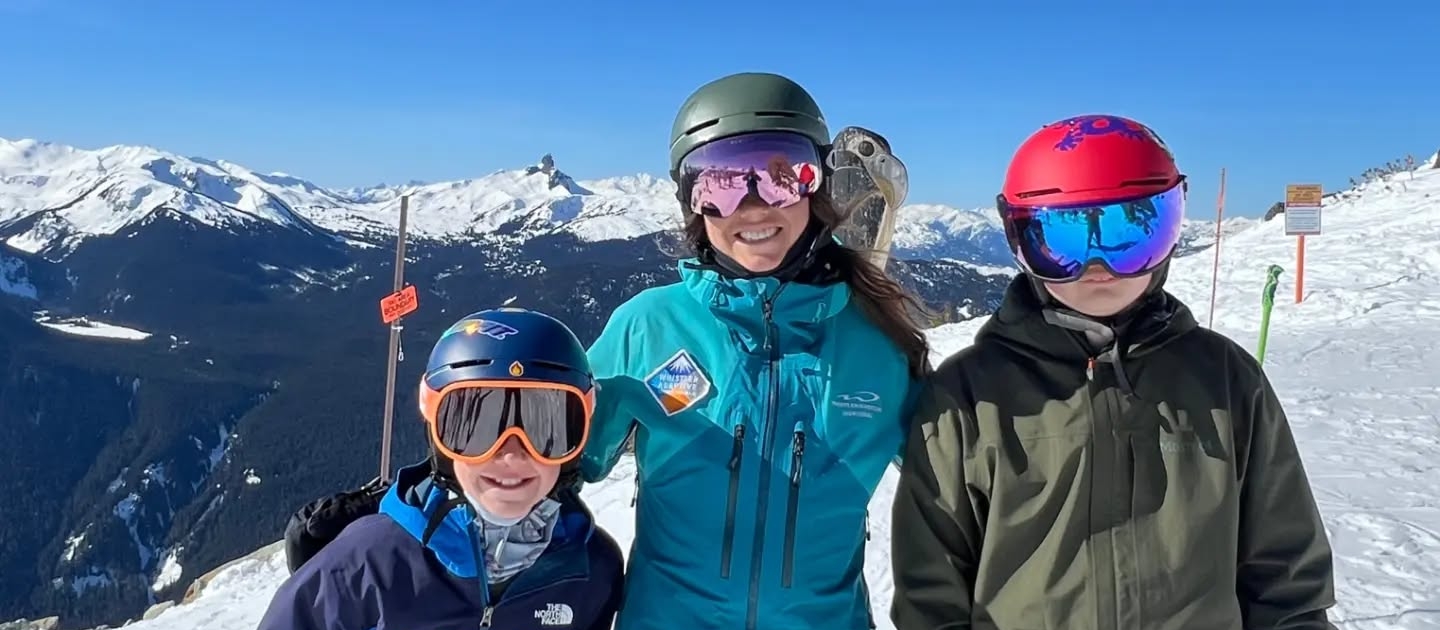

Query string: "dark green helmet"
[[668, 72, 830, 177]]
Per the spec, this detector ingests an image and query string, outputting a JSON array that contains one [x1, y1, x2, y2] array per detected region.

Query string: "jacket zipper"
[[627, 421, 641, 509], [745, 289, 784, 630], [721, 423, 745, 578], [781, 425, 805, 588], [480, 574, 589, 627], [1085, 354, 1122, 630], [471, 512, 591, 627], [468, 516, 495, 627]]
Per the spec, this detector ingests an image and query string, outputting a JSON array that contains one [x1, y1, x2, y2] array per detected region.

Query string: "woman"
[[258, 308, 625, 630], [580, 71, 930, 630], [889, 115, 1336, 629]]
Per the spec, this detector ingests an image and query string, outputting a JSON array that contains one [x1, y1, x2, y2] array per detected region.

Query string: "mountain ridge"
[[0, 136, 1010, 265]]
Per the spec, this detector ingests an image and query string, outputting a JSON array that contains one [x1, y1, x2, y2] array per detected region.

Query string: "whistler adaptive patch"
[[644, 349, 712, 416]]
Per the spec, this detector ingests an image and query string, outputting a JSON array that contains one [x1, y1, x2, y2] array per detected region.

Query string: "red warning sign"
[[380, 285, 418, 324]]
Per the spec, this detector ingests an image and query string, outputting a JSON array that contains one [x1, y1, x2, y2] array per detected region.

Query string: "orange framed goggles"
[[418, 380, 595, 466]]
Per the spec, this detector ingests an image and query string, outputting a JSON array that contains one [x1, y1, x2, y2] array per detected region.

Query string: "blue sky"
[[2, 0, 1435, 218]]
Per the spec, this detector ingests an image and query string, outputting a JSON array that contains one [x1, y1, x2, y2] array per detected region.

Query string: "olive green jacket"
[[891, 276, 1336, 629]]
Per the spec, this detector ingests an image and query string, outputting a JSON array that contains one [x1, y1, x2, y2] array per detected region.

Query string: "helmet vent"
[[754, 110, 798, 119], [684, 119, 721, 136], [1016, 188, 1063, 199], [531, 359, 585, 376], [1120, 177, 1172, 188], [446, 359, 493, 370]]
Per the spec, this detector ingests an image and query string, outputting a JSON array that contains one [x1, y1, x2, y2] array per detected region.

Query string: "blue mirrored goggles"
[[998, 181, 1186, 282]]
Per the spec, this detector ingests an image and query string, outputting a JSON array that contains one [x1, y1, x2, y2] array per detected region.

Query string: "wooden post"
[[1295, 234, 1306, 304], [1207, 167, 1227, 328]]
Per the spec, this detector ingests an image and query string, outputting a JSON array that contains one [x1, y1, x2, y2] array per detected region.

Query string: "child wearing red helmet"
[[890, 115, 1337, 629]]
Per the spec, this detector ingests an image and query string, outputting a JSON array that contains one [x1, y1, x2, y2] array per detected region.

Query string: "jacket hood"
[[979, 274, 1198, 390]]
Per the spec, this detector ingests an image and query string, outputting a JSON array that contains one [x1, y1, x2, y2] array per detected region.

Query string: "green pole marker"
[[1257, 264, 1284, 365]]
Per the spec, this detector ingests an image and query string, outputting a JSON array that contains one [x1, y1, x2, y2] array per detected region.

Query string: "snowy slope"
[[1157, 167, 1440, 628], [1176, 215, 1259, 256], [114, 165, 1440, 629], [0, 137, 1004, 259], [34, 314, 151, 340]]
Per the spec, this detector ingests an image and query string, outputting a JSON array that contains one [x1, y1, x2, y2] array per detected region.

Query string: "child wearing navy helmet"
[[258, 307, 625, 630]]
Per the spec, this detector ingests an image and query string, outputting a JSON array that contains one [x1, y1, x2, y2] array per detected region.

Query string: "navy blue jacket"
[[257, 463, 625, 630]]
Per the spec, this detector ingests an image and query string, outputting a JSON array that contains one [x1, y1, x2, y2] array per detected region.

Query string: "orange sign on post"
[[1283, 184, 1323, 304], [380, 285, 418, 324]]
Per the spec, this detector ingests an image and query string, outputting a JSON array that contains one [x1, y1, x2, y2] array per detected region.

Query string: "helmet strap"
[[416, 458, 467, 547]]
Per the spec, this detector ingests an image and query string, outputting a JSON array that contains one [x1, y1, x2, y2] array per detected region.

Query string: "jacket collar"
[[980, 273, 1197, 364], [379, 463, 595, 583], [678, 259, 849, 355]]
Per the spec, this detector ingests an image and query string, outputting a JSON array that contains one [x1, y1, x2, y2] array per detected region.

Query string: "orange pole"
[[1295, 234, 1306, 303], [1207, 167, 1227, 328]]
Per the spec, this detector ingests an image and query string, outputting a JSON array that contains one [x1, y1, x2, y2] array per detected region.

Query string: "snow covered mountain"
[[43, 158, 1440, 630], [0, 137, 1002, 263], [0, 134, 1259, 278]]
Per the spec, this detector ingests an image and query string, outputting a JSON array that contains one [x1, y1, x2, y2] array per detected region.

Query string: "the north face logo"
[[644, 349, 712, 415], [535, 602, 574, 626]]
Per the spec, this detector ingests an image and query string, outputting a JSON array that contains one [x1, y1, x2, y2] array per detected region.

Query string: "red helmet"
[[1000, 114, 1183, 209]]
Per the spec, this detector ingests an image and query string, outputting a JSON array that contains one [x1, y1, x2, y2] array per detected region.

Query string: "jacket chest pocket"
[[1127, 399, 1242, 576], [1125, 399, 1235, 467], [775, 364, 851, 588], [777, 417, 861, 589], [787, 365, 844, 479]]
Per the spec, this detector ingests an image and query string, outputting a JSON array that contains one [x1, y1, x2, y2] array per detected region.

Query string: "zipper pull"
[[728, 424, 746, 470], [480, 605, 494, 627], [790, 429, 805, 485], [630, 476, 639, 507], [1086, 357, 1096, 381], [762, 299, 775, 352], [864, 510, 871, 541]]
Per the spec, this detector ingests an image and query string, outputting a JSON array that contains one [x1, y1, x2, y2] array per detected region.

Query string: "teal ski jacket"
[[581, 260, 920, 630]]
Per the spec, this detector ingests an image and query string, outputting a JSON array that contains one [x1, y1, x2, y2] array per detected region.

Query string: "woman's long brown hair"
[[674, 193, 933, 379]]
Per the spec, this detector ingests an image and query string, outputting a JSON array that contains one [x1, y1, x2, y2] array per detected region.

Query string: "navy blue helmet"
[[422, 307, 594, 394]]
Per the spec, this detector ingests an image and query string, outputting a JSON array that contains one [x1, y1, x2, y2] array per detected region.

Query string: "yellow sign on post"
[[1285, 184, 1324, 208]]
